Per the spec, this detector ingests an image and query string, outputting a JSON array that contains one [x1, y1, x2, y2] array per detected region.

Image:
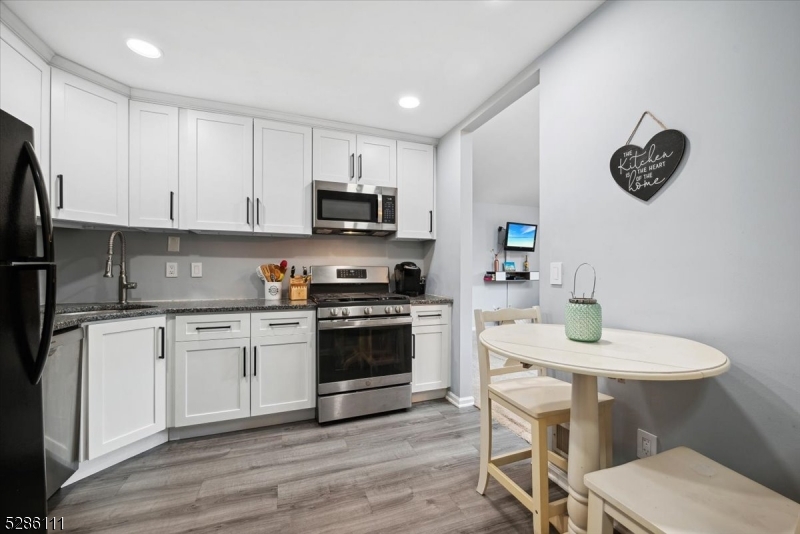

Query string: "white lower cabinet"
[[251, 334, 315, 416], [86, 316, 166, 459], [173, 337, 250, 427], [411, 306, 451, 393]]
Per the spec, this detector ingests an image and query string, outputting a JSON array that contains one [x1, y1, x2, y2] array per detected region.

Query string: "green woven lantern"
[[565, 263, 602, 342]]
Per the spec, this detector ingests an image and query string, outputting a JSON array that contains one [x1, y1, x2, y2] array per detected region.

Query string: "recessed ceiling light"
[[126, 38, 162, 59], [398, 96, 420, 109]]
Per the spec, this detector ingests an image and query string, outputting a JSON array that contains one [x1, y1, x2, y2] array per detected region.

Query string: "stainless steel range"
[[310, 266, 412, 423]]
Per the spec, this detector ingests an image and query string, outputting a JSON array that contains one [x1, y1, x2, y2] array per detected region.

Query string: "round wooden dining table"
[[479, 323, 730, 534]]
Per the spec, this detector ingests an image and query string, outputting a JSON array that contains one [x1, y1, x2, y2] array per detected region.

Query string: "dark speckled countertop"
[[53, 295, 452, 332]]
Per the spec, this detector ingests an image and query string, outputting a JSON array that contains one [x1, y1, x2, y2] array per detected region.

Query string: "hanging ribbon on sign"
[[609, 111, 686, 201]]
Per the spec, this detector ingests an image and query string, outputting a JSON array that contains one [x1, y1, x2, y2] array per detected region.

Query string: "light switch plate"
[[191, 262, 202, 278], [550, 262, 562, 285], [166, 262, 178, 278], [167, 236, 180, 252]]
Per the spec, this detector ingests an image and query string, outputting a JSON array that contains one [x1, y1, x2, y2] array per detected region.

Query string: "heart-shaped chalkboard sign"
[[609, 129, 686, 201]]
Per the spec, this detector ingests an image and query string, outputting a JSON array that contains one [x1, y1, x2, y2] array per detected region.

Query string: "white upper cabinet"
[[313, 129, 356, 183], [0, 23, 50, 194], [129, 101, 178, 229], [397, 141, 435, 240], [254, 119, 312, 235], [51, 68, 128, 225], [180, 109, 253, 232], [357, 135, 397, 187], [86, 316, 166, 459]]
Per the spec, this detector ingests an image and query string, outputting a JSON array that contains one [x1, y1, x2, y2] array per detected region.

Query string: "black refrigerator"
[[0, 109, 57, 519]]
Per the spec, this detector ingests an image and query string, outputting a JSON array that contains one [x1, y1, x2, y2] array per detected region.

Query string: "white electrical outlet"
[[166, 262, 178, 278], [550, 262, 562, 285], [191, 262, 202, 278], [637, 429, 658, 459], [167, 236, 180, 252]]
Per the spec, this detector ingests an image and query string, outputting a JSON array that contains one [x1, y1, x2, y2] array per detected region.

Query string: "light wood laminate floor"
[[50, 400, 566, 533]]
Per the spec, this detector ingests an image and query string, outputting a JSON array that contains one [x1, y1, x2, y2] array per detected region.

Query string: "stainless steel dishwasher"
[[42, 327, 83, 498]]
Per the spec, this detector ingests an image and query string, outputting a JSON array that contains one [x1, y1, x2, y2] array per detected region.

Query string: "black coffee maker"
[[394, 262, 423, 296]]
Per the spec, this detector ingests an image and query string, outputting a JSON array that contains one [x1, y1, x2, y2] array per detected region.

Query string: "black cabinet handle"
[[57, 174, 64, 209], [357, 154, 362, 179], [246, 197, 251, 225], [253, 346, 257, 376], [256, 198, 260, 226], [350, 153, 354, 179], [412, 333, 416, 359], [243, 347, 247, 377], [158, 327, 165, 359], [429, 210, 433, 233], [195, 325, 232, 331], [169, 192, 174, 221], [269, 322, 300, 327]]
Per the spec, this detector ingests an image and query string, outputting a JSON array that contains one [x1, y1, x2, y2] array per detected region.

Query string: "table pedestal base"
[[567, 374, 600, 534]]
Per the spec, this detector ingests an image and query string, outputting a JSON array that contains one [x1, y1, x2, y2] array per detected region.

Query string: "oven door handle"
[[317, 316, 413, 330]]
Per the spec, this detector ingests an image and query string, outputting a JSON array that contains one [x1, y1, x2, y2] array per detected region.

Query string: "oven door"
[[317, 316, 412, 395]]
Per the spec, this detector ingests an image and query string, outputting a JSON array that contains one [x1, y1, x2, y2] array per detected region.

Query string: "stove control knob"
[[364, 307, 373, 315], [395, 306, 403, 313], [385, 306, 392, 314], [329, 308, 339, 317], [342, 308, 350, 317]]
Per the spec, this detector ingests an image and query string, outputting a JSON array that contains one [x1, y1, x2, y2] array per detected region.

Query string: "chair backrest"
[[474, 308, 545, 396]]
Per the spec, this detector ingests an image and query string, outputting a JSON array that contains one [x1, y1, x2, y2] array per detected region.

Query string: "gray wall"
[[538, 1, 800, 499], [54, 228, 426, 302]]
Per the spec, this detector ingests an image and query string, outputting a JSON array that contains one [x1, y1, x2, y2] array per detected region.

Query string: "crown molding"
[[50, 55, 132, 96], [130, 88, 438, 146], [0, 2, 54, 61]]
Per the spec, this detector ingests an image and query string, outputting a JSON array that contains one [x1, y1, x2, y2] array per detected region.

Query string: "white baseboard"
[[63, 430, 168, 487], [446, 391, 475, 409]]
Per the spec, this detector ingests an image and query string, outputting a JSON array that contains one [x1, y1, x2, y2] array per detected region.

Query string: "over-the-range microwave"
[[312, 180, 397, 236]]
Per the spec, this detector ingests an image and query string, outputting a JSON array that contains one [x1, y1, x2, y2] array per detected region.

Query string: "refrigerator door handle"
[[32, 263, 57, 385]]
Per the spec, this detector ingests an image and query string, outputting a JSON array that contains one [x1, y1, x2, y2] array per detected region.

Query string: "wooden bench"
[[584, 446, 800, 534]]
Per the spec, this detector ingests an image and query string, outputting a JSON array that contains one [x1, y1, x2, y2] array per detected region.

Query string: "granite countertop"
[[53, 295, 453, 332], [53, 299, 315, 332]]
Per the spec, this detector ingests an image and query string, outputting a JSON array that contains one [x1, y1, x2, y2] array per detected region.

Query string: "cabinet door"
[[129, 101, 178, 229], [173, 338, 250, 426], [180, 109, 253, 232], [397, 141, 435, 239], [412, 324, 451, 393], [251, 334, 315, 416], [254, 119, 312, 235], [357, 135, 396, 187], [313, 129, 356, 183], [51, 68, 128, 225], [0, 23, 50, 204], [86, 316, 166, 459]]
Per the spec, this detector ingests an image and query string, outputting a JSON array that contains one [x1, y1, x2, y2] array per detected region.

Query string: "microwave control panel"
[[382, 196, 396, 224]]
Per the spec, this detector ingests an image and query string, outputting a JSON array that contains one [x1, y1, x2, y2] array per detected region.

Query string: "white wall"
[[471, 203, 539, 327], [537, 1, 800, 499], [54, 228, 426, 302]]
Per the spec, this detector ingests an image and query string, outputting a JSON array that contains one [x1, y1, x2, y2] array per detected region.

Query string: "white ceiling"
[[4, 0, 601, 138], [473, 86, 539, 206]]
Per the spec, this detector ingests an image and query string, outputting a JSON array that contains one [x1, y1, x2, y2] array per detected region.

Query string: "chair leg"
[[476, 398, 492, 494], [531, 419, 550, 534], [587, 490, 613, 534], [599, 404, 613, 469]]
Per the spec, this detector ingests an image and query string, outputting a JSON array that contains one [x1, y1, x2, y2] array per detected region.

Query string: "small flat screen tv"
[[504, 222, 537, 252]]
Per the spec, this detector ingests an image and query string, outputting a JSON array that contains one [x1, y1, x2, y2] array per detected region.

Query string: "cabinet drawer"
[[251, 311, 314, 337], [175, 313, 250, 341], [412, 305, 450, 327]]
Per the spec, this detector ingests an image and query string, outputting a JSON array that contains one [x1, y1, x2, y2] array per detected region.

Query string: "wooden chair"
[[585, 446, 800, 534], [475, 307, 615, 534]]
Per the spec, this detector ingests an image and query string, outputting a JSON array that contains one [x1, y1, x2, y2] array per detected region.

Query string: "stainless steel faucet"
[[103, 230, 137, 304]]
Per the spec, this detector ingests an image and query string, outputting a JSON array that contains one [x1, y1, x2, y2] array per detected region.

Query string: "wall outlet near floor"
[[637, 429, 658, 459], [191, 262, 202, 278], [167, 236, 180, 252], [166, 262, 178, 278]]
